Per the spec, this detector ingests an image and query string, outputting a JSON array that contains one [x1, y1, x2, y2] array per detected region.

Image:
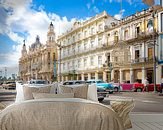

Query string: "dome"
[[31, 35, 42, 49]]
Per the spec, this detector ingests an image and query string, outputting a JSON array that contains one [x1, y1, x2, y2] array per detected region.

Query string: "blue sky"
[[0, 0, 159, 77]]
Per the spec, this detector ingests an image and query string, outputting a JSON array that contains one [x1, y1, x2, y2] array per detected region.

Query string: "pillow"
[[87, 84, 98, 102], [111, 100, 134, 129], [33, 93, 74, 99], [15, 82, 25, 103], [23, 85, 51, 100], [59, 84, 88, 99], [15, 82, 57, 102]]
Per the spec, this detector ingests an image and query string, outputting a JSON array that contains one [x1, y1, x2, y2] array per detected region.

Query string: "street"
[[0, 88, 163, 113]]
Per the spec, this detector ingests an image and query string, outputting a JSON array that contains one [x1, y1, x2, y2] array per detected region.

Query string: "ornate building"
[[19, 22, 58, 82], [57, 7, 163, 84]]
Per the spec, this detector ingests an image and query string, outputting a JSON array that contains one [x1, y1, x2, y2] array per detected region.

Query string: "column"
[[95, 72, 98, 80], [120, 69, 123, 83], [65, 76, 68, 81], [111, 69, 114, 81], [142, 67, 146, 84], [88, 73, 91, 80], [62, 76, 64, 81], [103, 71, 107, 82], [81, 73, 84, 81], [76, 75, 79, 80], [130, 68, 134, 83]]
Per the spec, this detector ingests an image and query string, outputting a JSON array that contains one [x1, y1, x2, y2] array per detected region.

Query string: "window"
[[147, 19, 154, 33], [148, 48, 153, 59], [98, 24, 103, 31], [53, 53, 55, 61], [114, 31, 118, 42], [124, 30, 129, 40], [63, 63, 65, 70], [84, 42, 87, 50], [91, 40, 94, 48], [73, 36, 75, 42], [90, 56, 94, 66], [72, 60, 75, 69], [136, 26, 140, 35], [84, 31, 87, 37], [84, 58, 87, 67], [91, 27, 95, 34], [78, 60, 81, 68], [68, 62, 70, 69], [98, 56, 102, 65], [67, 48, 70, 55], [68, 38, 70, 44], [78, 33, 81, 39], [161, 13, 163, 32], [135, 50, 140, 59], [78, 44, 81, 52], [98, 37, 102, 45], [63, 48, 65, 56], [72, 45, 75, 53], [161, 66, 163, 77], [114, 57, 118, 62]]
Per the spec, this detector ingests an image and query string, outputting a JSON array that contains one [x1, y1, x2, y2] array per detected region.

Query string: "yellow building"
[[57, 7, 161, 84], [19, 22, 58, 82]]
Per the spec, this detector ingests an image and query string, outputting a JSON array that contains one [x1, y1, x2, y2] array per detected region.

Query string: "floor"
[[128, 113, 163, 130]]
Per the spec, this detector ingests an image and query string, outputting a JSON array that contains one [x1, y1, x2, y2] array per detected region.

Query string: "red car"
[[133, 83, 161, 92]]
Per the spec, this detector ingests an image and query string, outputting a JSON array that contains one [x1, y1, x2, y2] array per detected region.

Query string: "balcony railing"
[[131, 57, 154, 64]]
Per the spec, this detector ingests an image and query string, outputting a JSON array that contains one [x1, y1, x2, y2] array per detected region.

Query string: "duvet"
[[0, 98, 125, 130]]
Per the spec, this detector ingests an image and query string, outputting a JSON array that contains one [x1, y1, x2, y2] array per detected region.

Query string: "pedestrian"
[[143, 78, 149, 92], [160, 77, 163, 94]]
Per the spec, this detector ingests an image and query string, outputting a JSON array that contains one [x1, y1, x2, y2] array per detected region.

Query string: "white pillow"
[[58, 84, 98, 102], [15, 82, 57, 103], [15, 82, 24, 103], [87, 84, 98, 102]]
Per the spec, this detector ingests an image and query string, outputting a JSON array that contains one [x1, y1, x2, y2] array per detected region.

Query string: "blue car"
[[86, 80, 114, 94]]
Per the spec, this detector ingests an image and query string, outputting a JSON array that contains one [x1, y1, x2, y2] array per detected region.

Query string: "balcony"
[[131, 57, 154, 64]]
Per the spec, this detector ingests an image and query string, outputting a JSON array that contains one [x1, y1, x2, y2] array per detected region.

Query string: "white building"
[[57, 8, 163, 84]]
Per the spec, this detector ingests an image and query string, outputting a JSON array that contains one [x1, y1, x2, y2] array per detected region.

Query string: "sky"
[[0, 0, 160, 78]]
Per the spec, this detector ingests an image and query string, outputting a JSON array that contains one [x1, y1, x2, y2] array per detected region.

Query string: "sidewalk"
[[128, 113, 163, 130]]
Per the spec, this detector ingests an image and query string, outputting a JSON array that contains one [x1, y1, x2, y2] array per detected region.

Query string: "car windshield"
[[96, 81, 105, 83], [36, 80, 47, 84]]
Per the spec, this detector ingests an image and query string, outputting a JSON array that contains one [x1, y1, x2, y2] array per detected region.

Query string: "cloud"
[[86, 3, 91, 9], [0, 0, 77, 77], [108, 0, 134, 4], [93, 6, 99, 13], [114, 9, 125, 20]]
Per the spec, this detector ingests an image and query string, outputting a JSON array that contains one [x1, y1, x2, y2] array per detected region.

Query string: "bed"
[[0, 82, 134, 130]]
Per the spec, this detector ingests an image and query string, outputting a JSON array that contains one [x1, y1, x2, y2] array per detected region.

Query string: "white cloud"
[[126, 0, 132, 5], [86, 3, 91, 9], [0, 0, 77, 77], [114, 9, 125, 20], [93, 6, 99, 13]]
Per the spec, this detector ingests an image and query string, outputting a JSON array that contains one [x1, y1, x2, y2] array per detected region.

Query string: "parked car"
[[86, 80, 114, 93], [86, 80, 114, 102], [25, 80, 49, 87], [62, 80, 86, 85], [132, 82, 161, 92], [2, 81, 16, 89]]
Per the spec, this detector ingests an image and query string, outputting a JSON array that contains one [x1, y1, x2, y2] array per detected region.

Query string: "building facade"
[[19, 23, 58, 82], [57, 11, 117, 82], [157, 8, 163, 83], [57, 7, 163, 84]]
